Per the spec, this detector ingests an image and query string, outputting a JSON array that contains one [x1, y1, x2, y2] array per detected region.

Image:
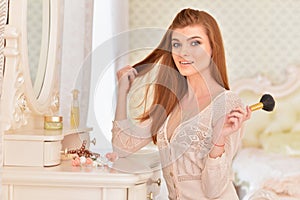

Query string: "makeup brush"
[[249, 94, 275, 112]]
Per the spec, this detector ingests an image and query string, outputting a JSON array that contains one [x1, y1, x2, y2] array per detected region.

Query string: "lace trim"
[[178, 174, 201, 182], [111, 121, 152, 157], [157, 91, 243, 177]]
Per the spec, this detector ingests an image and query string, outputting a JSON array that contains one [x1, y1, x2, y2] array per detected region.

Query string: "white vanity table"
[[3, 127, 93, 167], [2, 128, 162, 200], [2, 127, 162, 200], [2, 158, 157, 200], [0, 1, 163, 199]]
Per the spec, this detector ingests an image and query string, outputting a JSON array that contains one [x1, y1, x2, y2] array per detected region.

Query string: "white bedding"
[[230, 66, 300, 200], [233, 148, 300, 200]]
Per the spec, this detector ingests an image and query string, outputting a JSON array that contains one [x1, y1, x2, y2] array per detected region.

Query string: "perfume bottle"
[[70, 89, 80, 129]]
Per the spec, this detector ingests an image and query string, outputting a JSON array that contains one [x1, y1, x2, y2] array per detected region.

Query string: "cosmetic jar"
[[44, 116, 63, 130]]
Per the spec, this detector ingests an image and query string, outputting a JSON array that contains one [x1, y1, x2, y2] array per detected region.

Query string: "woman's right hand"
[[116, 65, 138, 94]]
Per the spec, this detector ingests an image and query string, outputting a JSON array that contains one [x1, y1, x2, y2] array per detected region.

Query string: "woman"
[[108, 8, 251, 199]]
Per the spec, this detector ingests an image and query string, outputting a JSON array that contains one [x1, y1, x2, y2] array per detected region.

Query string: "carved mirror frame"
[[0, 1, 8, 99], [1, 0, 64, 130]]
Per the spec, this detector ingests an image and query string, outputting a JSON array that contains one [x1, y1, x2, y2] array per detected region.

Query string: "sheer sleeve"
[[201, 91, 244, 198], [111, 119, 153, 158]]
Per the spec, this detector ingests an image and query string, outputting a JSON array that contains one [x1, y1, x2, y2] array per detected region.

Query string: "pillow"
[[239, 91, 273, 148], [261, 101, 297, 136], [260, 132, 300, 155]]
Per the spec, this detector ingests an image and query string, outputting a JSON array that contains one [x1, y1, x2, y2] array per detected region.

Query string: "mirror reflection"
[[27, 0, 50, 98]]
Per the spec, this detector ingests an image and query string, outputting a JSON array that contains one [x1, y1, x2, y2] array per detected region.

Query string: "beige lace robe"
[[112, 91, 243, 200]]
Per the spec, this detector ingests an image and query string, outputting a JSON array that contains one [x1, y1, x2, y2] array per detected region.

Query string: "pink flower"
[[72, 157, 81, 166], [85, 158, 93, 165]]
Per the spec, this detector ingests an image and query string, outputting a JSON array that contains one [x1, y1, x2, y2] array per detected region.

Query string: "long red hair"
[[132, 8, 229, 144]]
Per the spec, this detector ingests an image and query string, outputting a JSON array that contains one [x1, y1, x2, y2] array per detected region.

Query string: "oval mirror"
[[27, 0, 50, 98], [2, 0, 63, 128], [22, 0, 63, 115]]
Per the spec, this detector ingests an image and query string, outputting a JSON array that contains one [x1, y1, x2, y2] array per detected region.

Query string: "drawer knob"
[[90, 138, 96, 146], [147, 192, 153, 200], [60, 148, 68, 156], [155, 178, 161, 186]]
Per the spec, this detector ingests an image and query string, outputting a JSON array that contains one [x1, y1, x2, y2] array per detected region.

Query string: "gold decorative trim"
[[3, 24, 32, 129], [51, 92, 60, 113], [16, 93, 29, 112], [13, 93, 30, 127]]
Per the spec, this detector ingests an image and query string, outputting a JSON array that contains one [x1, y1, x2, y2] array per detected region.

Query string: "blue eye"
[[191, 41, 200, 46], [172, 42, 181, 48]]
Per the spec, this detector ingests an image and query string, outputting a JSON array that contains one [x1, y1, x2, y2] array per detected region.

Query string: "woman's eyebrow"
[[172, 36, 202, 42], [187, 36, 202, 41]]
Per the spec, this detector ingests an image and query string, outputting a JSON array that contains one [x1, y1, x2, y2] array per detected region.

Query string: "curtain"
[[88, 0, 129, 151]]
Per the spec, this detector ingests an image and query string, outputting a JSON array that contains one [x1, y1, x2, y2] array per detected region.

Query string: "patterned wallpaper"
[[128, 0, 300, 85], [27, 0, 44, 86]]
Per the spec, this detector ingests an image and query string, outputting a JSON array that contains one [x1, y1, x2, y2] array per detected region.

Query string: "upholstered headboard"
[[231, 66, 300, 155]]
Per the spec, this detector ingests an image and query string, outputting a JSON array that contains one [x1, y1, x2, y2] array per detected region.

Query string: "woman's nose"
[[179, 44, 189, 57]]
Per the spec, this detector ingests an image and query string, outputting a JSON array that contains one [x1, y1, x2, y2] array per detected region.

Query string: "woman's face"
[[171, 25, 212, 77]]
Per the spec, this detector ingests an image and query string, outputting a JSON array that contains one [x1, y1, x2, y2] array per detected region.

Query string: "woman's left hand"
[[105, 152, 119, 162], [221, 106, 251, 137]]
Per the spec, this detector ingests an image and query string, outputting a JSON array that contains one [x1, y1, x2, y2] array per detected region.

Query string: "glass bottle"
[[70, 89, 80, 129]]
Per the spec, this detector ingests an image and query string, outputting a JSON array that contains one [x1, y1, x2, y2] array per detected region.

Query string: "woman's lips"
[[179, 61, 194, 65]]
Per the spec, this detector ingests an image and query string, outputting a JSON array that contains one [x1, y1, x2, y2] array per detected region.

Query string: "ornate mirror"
[[1, 0, 64, 129]]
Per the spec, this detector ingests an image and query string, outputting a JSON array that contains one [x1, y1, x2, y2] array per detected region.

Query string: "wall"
[[84, 0, 129, 151], [60, 0, 93, 132], [128, 0, 300, 84], [64, 1, 300, 152]]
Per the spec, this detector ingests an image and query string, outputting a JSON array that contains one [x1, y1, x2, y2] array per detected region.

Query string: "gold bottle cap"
[[44, 115, 63, 122], [72, 89, 79, 99]]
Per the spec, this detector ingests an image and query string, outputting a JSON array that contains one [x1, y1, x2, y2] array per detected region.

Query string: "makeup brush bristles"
[[260, 94, 275, 111]]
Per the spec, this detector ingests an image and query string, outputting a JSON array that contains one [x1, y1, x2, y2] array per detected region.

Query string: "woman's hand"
[[105, 152, 119, 162], [210, 106, 251, 158], [116, 65, 138, 94], [221, 106, 252, 137], [114, 66, 137, 121]]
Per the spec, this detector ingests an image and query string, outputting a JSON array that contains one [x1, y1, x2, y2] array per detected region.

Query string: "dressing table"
[[0, 0, 162, 199], [2, 158, 155, 200]]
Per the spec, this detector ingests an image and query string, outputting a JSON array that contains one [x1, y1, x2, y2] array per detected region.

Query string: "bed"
[[231, 66, 300, 200]]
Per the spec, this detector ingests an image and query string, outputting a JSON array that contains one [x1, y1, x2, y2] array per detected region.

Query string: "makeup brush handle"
[[250, 102, 263, 111]]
